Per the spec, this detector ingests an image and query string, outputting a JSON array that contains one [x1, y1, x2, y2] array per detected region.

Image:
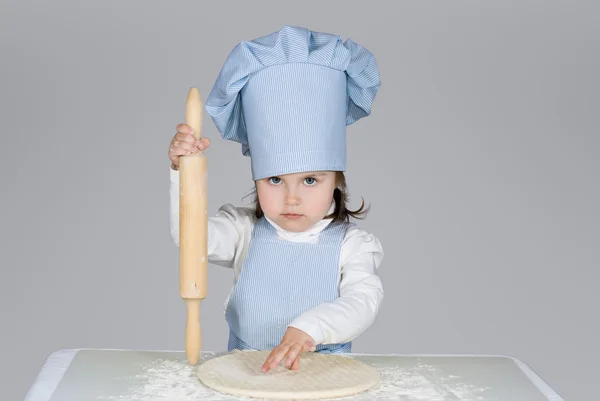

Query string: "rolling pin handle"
[[186, 299, 201, 365]]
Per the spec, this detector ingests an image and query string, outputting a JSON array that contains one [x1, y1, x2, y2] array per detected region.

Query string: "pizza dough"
[[196, 350, 380, 399]]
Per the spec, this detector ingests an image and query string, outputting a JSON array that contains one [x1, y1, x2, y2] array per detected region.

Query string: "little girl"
[[168, 26, 384, 372]]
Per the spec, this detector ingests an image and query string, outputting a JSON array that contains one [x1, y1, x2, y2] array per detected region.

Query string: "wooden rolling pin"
[[179, 87, 208, 365]]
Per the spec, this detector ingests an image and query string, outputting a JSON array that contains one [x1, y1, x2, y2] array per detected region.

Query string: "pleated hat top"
[[205, 25, 381, 180]]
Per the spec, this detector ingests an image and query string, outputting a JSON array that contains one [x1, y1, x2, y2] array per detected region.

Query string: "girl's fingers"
[[174, 134, 209, 150], [176, 123, 195, 136], [284, 344, 303, 368], [174, 131, 210, 148], [171, 140, 198, 154], [169, 147, 192, 161], [198, 137, 211, 150], [304, 339, 316, 352], [169, 125, 209, 166], [175, 132, 196, 144], [290, 357, 300, 370], [178, 134, 210, 150], [262, 354, 275, 372], [262, 345, 289, 372], [268, 347, 287, 369]]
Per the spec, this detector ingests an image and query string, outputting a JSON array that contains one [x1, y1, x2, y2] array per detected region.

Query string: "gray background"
[[1, 1, 597, 400]]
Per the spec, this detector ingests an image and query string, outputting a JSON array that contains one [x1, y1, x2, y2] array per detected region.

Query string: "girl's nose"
[[284, 190, 300, 205]]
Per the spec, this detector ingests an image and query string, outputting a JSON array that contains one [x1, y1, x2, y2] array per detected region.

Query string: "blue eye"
[[268, 177, 281, 184], [304, 177, 316, 185]]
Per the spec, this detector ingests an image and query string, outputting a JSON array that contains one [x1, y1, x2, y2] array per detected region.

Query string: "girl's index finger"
[[176, 132, 196, 144], [262, 346, 288, 373], [176, 123, 195, 136]]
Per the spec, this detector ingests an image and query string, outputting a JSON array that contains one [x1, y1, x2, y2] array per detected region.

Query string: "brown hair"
[[243, 171, 370, 223]]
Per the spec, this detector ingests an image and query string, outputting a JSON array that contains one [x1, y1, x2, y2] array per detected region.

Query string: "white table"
[[24, 348, 564, 400]]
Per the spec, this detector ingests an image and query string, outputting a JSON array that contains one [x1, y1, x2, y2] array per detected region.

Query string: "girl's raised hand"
[[168, 123, 210, 170]]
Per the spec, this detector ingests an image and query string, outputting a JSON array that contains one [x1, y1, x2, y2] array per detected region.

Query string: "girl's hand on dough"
[[261, 327, 316, 373], [168, 123, 210, 170]]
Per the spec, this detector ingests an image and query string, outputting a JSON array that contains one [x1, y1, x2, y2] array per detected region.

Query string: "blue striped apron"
[[225, 216, 351, 353]]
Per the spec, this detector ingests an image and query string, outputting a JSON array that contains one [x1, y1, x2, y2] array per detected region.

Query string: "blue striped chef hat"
[[205, 25, 381, 180]]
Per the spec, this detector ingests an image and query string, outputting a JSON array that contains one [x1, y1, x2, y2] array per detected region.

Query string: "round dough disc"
[[196, 350, 380, 399]]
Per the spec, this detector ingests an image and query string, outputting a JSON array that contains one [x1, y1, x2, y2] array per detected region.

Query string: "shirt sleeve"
[[287, 225, 384, 345], [169, 164, 247, 269]]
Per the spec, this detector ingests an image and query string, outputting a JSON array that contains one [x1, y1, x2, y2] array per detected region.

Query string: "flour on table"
[[96, 354, 246, 400], [97, 353, 492, 401], [350, 360, 493, 401]]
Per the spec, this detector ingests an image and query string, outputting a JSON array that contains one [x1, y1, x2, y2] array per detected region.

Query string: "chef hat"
[[205, 25, 381, 180]]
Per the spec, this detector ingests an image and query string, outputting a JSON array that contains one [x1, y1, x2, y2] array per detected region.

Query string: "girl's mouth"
[[282, 213, 302, 219]]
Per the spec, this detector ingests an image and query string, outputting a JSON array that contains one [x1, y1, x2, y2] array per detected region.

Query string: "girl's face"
[[256, 171, 336, 232]]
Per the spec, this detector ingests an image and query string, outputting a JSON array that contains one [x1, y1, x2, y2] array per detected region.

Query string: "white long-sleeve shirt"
[[169, 166, 384, 346]]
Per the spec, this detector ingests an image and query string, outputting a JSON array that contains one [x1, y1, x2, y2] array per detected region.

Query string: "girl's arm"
[[287, 228, 384, 345], [169, 166, 242, 268]]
